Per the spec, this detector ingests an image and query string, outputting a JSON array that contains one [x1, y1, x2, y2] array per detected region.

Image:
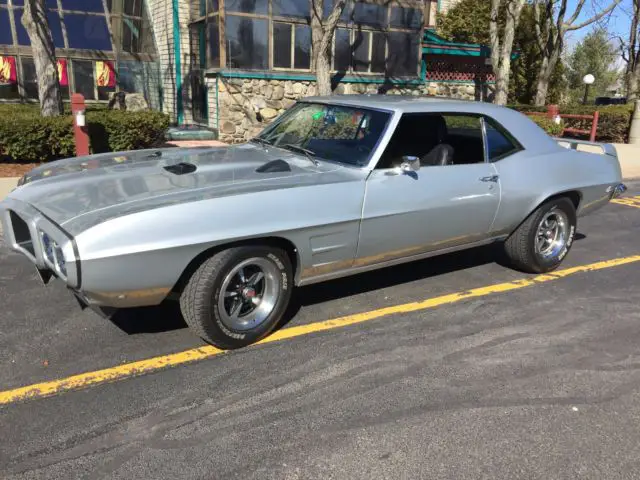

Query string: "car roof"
[[300, 95, 561, 153]]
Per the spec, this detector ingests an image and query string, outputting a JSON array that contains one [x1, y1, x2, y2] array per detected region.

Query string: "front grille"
[[9, 210, 34, 256]]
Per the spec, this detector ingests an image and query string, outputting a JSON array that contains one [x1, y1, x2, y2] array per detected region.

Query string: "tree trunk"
[[490, 0, 525, 106], [310, 0, 346, 96], [626, 0, 640, 100], [21, 0, 62, 117], [315, 49, 332, 96]]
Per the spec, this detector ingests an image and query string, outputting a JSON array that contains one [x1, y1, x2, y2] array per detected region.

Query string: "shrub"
[[0, 104, 170, 163], [530, 116, 564, 136], [509, 103, 633, 143]]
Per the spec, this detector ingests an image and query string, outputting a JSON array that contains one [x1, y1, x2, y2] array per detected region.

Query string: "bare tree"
[[620, 0, 640, 100], [21, 0, 63, 116], [532, 0, 621, 106], [490, 0, 526, 106], [311, 0, 348, 95]]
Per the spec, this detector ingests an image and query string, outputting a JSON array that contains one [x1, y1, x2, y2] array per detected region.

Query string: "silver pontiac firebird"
[[0, 95, 627, 349]]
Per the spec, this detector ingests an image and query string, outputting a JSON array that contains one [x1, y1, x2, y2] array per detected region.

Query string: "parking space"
[[1, 182, 640, 478]]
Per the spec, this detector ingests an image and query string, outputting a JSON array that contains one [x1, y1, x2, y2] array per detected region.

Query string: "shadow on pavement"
[[105, 233, 587, 336], [105, 301, 187, 335]]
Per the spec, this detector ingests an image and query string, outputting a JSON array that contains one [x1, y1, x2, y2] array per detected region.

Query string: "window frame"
[[189, 0, 423, 75], [481, 115, 525, 162]]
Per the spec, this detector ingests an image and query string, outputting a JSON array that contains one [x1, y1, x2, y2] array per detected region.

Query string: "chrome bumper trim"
[[609, 183, 627, 199]]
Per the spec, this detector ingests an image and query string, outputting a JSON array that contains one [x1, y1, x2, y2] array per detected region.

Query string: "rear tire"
[[504, 197, 577, 274], [180, 245, 293, 349]]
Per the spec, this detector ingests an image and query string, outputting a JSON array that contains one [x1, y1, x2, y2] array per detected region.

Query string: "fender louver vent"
[[255, 159, 291, 173], [164, 162, 197, 175]]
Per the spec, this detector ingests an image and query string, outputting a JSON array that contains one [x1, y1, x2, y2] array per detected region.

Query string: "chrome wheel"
[[217, 257, 281, 331], [535, 209, 569, 258]]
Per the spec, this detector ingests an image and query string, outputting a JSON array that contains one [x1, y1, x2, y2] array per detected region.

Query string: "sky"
[[558, 0, 634, 71], [564, 0, 633, 50]]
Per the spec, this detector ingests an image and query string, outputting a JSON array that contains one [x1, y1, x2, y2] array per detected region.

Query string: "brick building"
[[0, 0, 493, 142]]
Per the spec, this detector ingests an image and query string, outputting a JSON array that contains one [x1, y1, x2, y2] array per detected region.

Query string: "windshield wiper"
[[250, 137, 272, 149], [282, 144, 320, 166]]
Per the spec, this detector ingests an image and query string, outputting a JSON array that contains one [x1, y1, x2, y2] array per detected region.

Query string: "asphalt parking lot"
[[2, 181, 640, 479]]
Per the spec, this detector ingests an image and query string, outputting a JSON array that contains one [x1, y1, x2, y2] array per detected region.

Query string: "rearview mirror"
[[400, 155, 420, 172]]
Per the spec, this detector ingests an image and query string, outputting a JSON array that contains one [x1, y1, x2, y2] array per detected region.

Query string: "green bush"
[[530, 115, 564, 136], [509, 104, 633, 143], [0, 104, 170, 163]]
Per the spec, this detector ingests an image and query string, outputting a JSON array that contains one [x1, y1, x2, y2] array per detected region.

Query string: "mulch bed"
[[0, 162, 42, 178]]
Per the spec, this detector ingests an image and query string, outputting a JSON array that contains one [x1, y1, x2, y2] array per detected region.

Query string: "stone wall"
[[211, 76, 487, 143]]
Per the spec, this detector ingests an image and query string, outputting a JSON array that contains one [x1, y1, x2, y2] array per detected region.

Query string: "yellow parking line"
[[611, 195, 640, 209], [2, 254, 640, 407]]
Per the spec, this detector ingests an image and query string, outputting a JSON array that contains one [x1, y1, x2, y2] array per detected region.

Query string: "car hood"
[[4, 143, 347, 232]]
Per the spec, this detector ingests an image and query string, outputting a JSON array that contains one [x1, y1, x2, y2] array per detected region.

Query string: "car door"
[[355, 112, 501, 267]]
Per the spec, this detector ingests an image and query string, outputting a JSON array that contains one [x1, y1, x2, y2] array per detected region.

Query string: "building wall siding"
[[146, 0, 192, 124], [439, 0, 461, 13]]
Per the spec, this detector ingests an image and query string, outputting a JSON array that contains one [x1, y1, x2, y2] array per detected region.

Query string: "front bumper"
[[0, 197, 80, 289]]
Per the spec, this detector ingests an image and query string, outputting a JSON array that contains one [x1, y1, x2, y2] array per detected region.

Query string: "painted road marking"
[[611, 195, 640, 209], [2, 254, 640, 407]]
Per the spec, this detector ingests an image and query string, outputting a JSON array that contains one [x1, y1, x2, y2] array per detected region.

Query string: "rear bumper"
[[609, 183, 627, 199]]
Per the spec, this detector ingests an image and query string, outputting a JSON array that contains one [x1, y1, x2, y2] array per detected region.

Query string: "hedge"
[[529, 116, 564, 136], [509, 104, 633, 143], [0, 105, 170, 163]]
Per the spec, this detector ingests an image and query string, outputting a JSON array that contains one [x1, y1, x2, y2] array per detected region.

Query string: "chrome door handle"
[[480, 175, 499, 183]]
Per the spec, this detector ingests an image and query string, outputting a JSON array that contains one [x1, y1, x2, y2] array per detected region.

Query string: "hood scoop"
[[255, 159, 291, 173], [164, 162, 197, 175]]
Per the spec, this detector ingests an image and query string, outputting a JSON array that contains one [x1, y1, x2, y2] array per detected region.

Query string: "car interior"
[[376, 113, 486, 169]]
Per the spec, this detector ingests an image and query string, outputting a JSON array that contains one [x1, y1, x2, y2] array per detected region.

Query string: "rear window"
[[484, 117, 522, 161]]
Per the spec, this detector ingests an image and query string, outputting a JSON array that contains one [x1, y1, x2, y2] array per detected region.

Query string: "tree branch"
[[565, 0, 622, 31]]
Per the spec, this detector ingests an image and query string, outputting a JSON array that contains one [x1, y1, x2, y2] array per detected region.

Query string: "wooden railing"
[[525, 105, 599, 142]]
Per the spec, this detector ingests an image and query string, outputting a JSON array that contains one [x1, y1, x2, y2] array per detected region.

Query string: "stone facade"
[[210, 76, 485, 143]]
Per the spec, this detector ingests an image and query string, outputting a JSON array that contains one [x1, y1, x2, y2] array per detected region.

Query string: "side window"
[[376, 113, 485, 169], [484, 117, 523, 161], [441, 114, 485, 165]]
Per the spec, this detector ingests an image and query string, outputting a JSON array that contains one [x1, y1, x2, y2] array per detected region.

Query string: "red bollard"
[[547, 104, 559, 119], [71, 93, 89, 157]]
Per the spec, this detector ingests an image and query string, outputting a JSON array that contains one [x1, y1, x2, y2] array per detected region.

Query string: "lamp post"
[[583, 74, 595, 105]]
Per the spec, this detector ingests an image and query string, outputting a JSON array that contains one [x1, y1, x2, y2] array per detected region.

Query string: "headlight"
[[40, 231, 55, 264], [53, 245, 67, 276], [39, 230, 67, 277]]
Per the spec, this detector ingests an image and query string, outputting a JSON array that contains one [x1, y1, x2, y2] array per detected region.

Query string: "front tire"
[[180, 245, 293, 349], [504, 197, 577, 274]]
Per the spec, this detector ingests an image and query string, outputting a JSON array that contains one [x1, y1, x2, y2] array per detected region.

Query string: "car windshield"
[[255, 102, 391, 167]]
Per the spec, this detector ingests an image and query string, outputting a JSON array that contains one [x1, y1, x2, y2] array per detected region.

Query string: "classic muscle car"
[[0, 96, 627, 349]]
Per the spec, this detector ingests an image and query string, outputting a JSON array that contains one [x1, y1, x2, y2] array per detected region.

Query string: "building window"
[[334, 27, 351, 71], [20, 57, 39, 100], [390, 6, 422, 29], [190, 0, 422, 76], [0, 0, 160, 104], [386, 31, 419, 76], [61, 0, 105, 13], [64, 14, 113, 50], [273, 22, 310, 70], [226, 15, 268, 69], [225, 0, 268, 15], [272, 0, 310, 18], [0, 8, 12, 45], [72, 60, 96, 100]]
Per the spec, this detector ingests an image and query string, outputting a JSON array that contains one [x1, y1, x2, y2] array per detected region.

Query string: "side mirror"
[[400, 155, 420, 172]]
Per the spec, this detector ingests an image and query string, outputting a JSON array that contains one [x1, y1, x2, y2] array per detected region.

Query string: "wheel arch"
[[170, 236, 302, 296], [506, 189, 582, 239]]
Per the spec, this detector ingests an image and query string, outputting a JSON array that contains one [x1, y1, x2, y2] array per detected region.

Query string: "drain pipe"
[[172, 0, 184, 125]]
